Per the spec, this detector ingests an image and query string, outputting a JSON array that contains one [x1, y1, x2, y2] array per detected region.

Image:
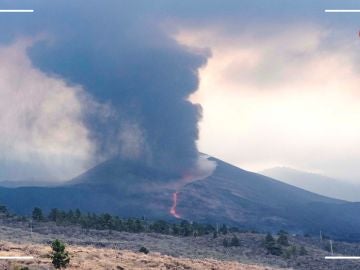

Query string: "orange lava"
[[170, 191, 181, 219]]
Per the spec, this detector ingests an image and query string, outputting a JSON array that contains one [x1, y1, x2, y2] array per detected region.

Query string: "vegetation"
[[222, 235, 241, 247], [299, 245, 308, 255], [0, 205, 8, 216], [277, 230, 289, 246], [223, 238, 229, 247], [230, 235, 240, 246], [50, 239, 70, 269], [263, 232, 308, 258], [264, 233, 282, 256], [139, 246, 149, 254], [27, 207, 242, 238], [32, 207, 44, 221]]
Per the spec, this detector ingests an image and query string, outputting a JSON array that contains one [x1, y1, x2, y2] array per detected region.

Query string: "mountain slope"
[[261, 167, 360, 202], [0, 156, 359, 240]]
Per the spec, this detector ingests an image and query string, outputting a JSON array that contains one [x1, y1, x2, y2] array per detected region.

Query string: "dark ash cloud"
[[0, 1, 209, 176]]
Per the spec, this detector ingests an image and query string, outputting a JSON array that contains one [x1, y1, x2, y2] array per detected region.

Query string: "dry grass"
[[0, 241, 276, 270]]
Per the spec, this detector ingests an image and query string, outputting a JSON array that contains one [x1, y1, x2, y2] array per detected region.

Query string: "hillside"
[[261, 167, 360, 202], [0, 156, 359, 240]]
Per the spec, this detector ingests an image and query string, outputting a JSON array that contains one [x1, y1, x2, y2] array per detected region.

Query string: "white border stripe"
[[325, 256, 360, 260], [325, 10, 360, 13], [0, 10, 34, 13], [0, 256, 34, 260]]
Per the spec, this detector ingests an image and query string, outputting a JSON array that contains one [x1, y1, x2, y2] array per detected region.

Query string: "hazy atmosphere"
[[2, 2, 360, 269], [1, 0, 360, 183]]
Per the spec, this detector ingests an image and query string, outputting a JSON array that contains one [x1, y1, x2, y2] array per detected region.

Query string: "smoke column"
[[0, 1, 209, 176]]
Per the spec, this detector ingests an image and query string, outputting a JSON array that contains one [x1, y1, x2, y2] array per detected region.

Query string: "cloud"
[[179, 24, 360, 181], [0, 40, 97, 181], [0, 1, 211, 180]]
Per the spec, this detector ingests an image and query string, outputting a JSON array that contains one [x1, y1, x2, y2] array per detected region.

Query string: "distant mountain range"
[[261, 167, 360, 202], [0, 156, 360, 240]]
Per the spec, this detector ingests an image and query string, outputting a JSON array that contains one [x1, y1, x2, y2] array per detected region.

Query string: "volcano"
[[0, 155, 360, 240]]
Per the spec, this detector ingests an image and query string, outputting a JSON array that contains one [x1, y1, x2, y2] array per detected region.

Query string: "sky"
[[1, 1, 360, 183]]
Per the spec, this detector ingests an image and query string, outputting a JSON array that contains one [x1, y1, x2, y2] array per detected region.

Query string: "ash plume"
[[0, 1, 209, 176]]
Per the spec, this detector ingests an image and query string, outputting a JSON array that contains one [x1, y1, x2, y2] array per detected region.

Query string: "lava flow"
[[170, 191, 181, 219]]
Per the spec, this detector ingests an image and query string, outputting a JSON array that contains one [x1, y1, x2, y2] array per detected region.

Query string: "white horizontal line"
[[325, 256, 360, 260], [0, 10, 34, 13], [325, 10, 360, 13], [0, 256, 34, 260]]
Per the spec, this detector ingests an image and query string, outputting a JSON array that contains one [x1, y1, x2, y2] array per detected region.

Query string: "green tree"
[[139, 246, 149, 254], [50, 239, 70, 269], [48, 208, 59, 222], [74, 209, 81, 222], [264, 233, 282, 256], [230, 235, 240, 247], [0, 205, 8, 216], [220, 224, 228, 235], [299, 246, 307, 256], [277, 233, 289, 246], [32, 207, 44, 221]]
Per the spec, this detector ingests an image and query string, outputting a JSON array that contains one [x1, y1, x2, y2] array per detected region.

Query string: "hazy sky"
[[174, 1, 360, 182], [2, 1, 360, 182], [186, 26, 360, 181]]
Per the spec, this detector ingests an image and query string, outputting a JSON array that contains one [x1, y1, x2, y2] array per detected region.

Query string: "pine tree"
[[48, 208, 59, 222], [220, 224, 228, 235], [32, 207, 44, 221], [230, 235, 240, 246], [50, 239, 70, 269], [264, 233, 282, 256], [277, 233, 289, 246], [299, 246, 308, 256]]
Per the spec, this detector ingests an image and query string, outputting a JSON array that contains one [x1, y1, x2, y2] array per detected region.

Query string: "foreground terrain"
[[0, 219, 359, 269], [0, 241, 271, 270]]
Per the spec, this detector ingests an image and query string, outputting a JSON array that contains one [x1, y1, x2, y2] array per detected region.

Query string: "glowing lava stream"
[[170, 191, 181, 219]]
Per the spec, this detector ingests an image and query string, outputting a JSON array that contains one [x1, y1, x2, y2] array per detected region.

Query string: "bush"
[[299, 246, 308, 256], [220, 224, 228, 235], [32, 207, 44, 221], [139, 247, 149, 254], [230, 235, 240, 247], [277, 234, 289, 246], [50, 239, 70, 269], [264, 233, 282, 256], [0, 205, 8, 216]]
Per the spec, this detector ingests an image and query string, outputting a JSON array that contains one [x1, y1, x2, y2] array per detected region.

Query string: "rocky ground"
[[0, 219, 359, 269]]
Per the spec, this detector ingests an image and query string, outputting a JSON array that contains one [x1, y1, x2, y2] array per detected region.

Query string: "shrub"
[[32, 207, 44, 221], [50, 239, 70, 269], [139, 247, 149, 254], [220, 224, 228, 235], [264, 233, 282, 256], [299, 246, 308, 256], [277, 234, 289, 246], [230, 235, 240, 247]]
